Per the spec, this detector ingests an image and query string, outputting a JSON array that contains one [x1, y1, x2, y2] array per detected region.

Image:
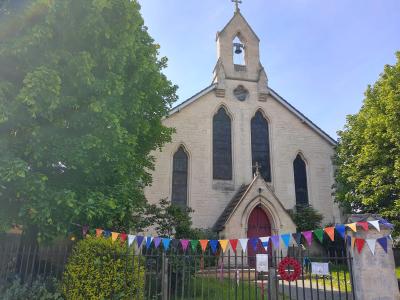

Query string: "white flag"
[[238, 238, 249, 252], [128, 235, 136, 247], [366, 239, 376, 255], [368, 220, 380, 232]]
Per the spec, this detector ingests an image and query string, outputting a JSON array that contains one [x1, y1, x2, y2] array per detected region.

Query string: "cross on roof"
[[231, 0, 242, 12], [254, 162, 260, 177]]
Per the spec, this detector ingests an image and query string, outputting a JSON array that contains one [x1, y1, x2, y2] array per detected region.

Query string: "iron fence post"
[[161, 252, 169, 300], [268, 266, 278, 300]]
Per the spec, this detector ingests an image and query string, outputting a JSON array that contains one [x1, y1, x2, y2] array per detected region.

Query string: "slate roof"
[[213, 183, 250, 232]]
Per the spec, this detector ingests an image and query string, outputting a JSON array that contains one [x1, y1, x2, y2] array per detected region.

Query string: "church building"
[[144, 5, 342, 242]]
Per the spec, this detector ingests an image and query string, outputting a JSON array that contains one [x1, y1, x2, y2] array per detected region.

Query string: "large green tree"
[[0, 0, 177, 241], [335, 52, 400, 238]]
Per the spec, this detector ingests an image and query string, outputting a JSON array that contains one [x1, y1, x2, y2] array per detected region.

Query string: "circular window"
[[233, 85, 249, 101]]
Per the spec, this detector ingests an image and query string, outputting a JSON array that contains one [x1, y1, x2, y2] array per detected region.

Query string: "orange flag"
[[346, 223, 357, 232], [351, 237, 355, 249], [111, 232, 119, 242], [219, 240, 229, 253], [199, 240, 209, 252], [357, 222, 369, 231], [96, 229, 103, 237], [324, 227, 335, 241]]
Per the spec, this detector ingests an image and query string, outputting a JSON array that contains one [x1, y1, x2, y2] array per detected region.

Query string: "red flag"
[[120, 233, 128, 244], [357, 222, 369, 231], [355, 238, 365, 253], [229, 239, 238, 253]]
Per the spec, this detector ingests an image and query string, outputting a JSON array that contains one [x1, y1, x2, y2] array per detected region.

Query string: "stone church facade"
[[144, 9, 341, 240]]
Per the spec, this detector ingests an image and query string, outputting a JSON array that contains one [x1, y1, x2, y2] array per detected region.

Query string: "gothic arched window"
[[213, 107, 232, 180], [251, 110, 271, 182], [171, 146, 188, 207], [293, 154, 309, 206]]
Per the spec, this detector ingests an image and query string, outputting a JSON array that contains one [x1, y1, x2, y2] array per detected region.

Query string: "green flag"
[[190, 240, 199, 252], [314, 229, 324, 243]]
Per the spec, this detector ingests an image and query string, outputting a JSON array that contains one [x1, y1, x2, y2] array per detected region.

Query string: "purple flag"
[[153, 237, 162, 249], [302, 231, 313, 246], [181, 239, 190, 252], [377, 236, 388, 253], [136, 236, 144, 247], [270, 235, 280, 248]]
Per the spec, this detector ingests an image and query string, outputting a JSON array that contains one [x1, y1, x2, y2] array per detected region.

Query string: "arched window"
[[251, 110, 271, 182], [213, 107, 232, 180], [293, 154, 309, 206], [171, 146, 188, 207]]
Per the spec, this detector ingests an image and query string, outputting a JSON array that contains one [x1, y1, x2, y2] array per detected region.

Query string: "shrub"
[[290, 205, 323, 232], [61, 236, 144, 300], [0, 276, 62, 300]]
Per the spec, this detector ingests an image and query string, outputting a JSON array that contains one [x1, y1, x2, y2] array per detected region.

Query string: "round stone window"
[[233, 85, 249, 101]]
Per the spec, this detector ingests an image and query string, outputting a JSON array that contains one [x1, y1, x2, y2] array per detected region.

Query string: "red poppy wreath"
[[278, 257, 301, 281]]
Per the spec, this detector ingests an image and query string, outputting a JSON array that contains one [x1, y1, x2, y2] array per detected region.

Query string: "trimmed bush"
[[61, 236, 144, 300]]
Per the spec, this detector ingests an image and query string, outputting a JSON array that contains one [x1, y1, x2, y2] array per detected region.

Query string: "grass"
[[396, 266, 400, 279], [309, 265, 352, 292]]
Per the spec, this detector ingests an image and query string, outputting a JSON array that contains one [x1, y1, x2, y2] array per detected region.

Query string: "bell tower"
[[213, 5, 268, 101]]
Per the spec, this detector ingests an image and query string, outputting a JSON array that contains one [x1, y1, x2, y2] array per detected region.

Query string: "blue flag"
[[136, 235, 144, 247], [335, 225, 346, 239], [146, 236, 153, 249], [292, 233, 302, 245], [162, 238, 171, 251], [209, 240, 219, 254], [249, 238, 259, 251], [281, 234, 291, 248]]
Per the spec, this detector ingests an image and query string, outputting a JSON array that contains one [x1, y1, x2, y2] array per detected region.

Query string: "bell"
[[234, 43, 243, 54]]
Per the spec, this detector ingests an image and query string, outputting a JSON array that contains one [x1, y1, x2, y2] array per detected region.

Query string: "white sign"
[[311, 262, 329, 276], [256, 254, 268, 272]]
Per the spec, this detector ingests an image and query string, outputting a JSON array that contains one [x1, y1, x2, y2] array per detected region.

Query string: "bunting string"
[[80, 218, 393, 255]]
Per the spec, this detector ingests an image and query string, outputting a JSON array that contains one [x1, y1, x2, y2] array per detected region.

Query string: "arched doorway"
[[247, 205, 271, 267]]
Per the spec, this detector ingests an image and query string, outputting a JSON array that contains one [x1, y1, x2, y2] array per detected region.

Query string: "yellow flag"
[[219, 240, 229, 252], [111, 232, 119, 242], [351, 237, 355, 249], [346, 223, 357, 232]]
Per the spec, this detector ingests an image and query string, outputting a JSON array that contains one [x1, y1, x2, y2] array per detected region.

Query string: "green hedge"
[[61, 237, 144, 300]]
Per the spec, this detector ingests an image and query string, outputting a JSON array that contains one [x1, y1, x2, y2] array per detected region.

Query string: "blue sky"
[[138, 0, 400, 139]]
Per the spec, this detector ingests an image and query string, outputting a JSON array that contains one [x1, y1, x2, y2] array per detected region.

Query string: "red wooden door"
[[247, 206, 271, 267]]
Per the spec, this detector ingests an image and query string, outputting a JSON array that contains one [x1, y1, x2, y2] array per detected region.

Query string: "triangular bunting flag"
[[292, 232, 302, 245], [365, 239, 376, 255], [199, 240, 209, 252], [346, 223, 357, 232], [209, 240, 219, 254], [120, 233, 128, 243], [302, 231, 313, 246], [357, 222, 369, 231], [154, 237, 162, 249], [249, 238, 259, 251], [259, 237, 270, 251], [238, 238, 248, 252], [281, 234, 291, 248], [162, 238, 171, 251], [324, 227, 335, 241], [181, 239, 190, 252], [355, 238, 365, 253], [377, 237, 388, 253], [146, 236, 153, 249], [335, 225, 346, 239], [313, 229, 324, 243], [96, 229, 104, 238], [190, 240, 199, 251], [136, 236, 145, 247], [229, 239, 238, 253], [111, 232, 119, 242], [270, 235, 280, 248], [103, 230, 111, 238], [219, 240, 229, 253], [128, 235, 136, 246], [368, 220, 380, 232]]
